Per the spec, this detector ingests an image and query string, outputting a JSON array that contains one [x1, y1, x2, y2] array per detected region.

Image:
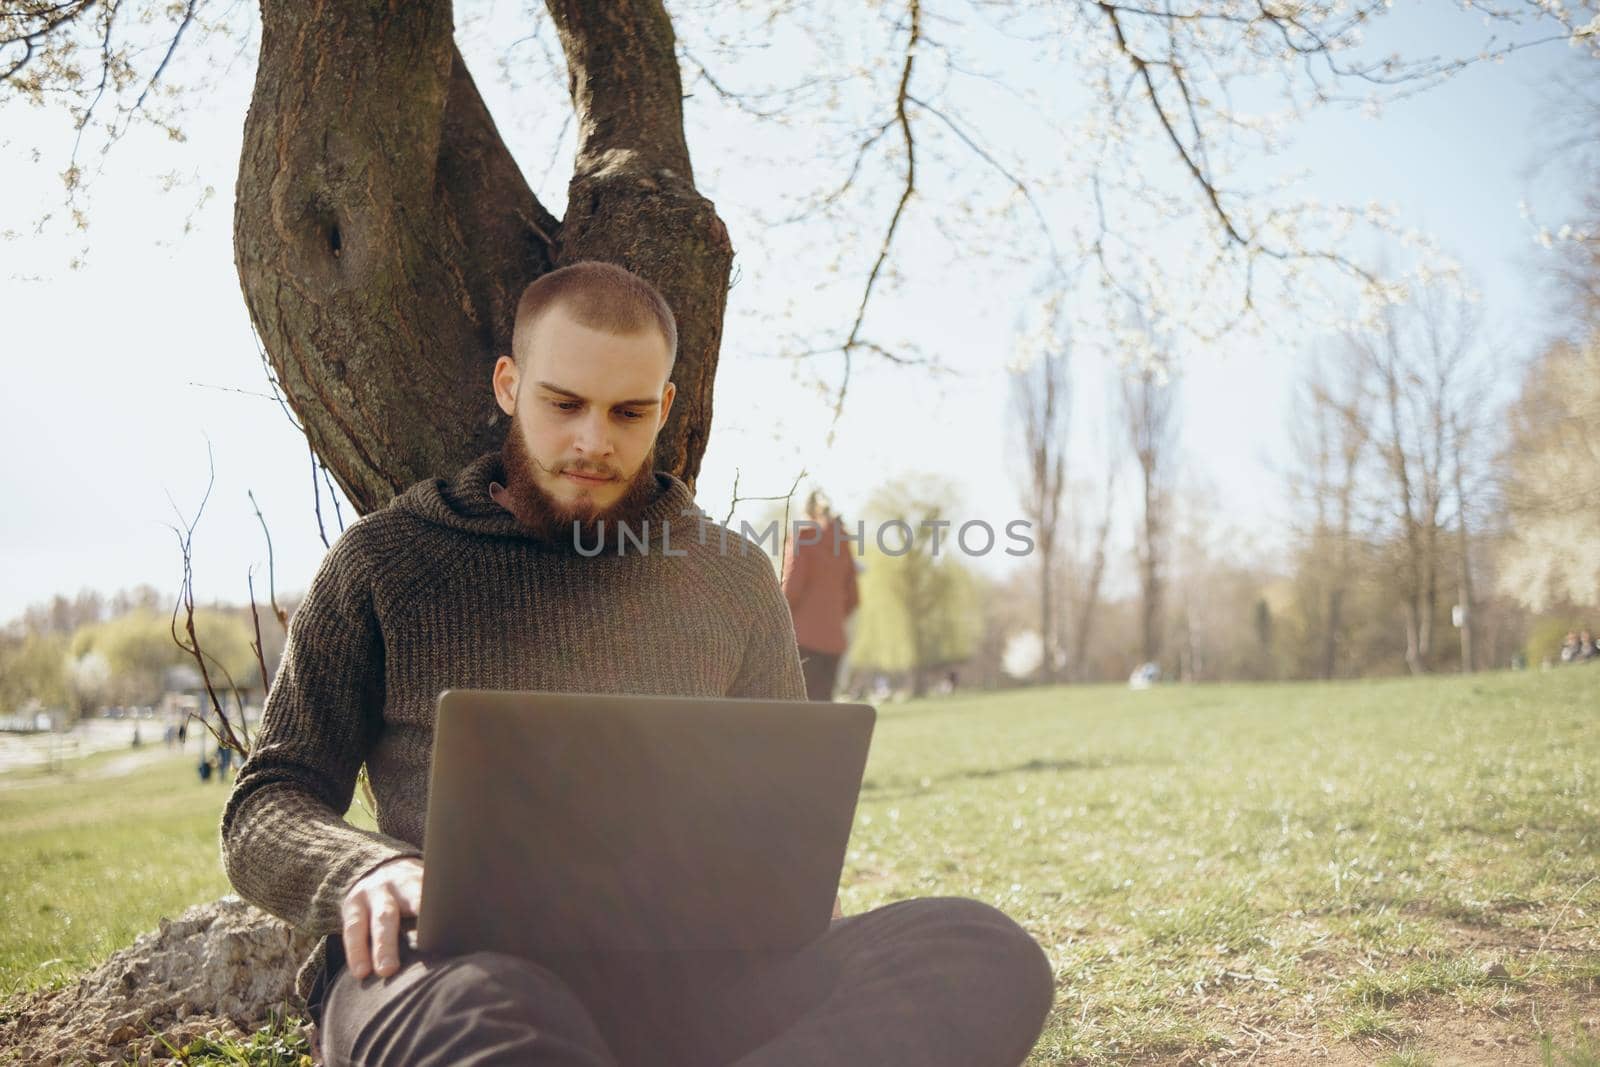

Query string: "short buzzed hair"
[[511, 261, 678, 372]]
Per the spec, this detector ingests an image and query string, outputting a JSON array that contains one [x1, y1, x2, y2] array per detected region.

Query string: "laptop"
[[416, 690, 876, 962]]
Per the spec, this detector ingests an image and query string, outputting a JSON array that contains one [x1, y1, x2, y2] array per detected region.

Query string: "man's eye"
[[618, 410, 643, 420], [553, 400, 580, 411]]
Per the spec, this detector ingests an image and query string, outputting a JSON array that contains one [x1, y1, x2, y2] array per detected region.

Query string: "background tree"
[[1062, 465, 1116, 683], [0, 631, 71, 712], [849, 478, 977, 697], [70, 609, 262, 707], [1498, 331, 1600, 611], [1010, 312, 1071, 684], [1499, 87, 1600, 615], [1287, 349, 1372, 679], [1346, 284, 1488, 674], [1121, 352, 1177, 668]]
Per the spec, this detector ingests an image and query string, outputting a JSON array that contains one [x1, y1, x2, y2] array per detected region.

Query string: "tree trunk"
[[1139, 470, 1161, 665], [235, 0, 732, 514], [1069, 502, 1111, 682], [1419, 522, 1437, 666], [1038, 539, 1055, 684], [1454, 439, 1476, 673], [1321, 586, 1343, 680]]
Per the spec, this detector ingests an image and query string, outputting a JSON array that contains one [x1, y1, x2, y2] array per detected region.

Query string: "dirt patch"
[[1120, 982, 1600, 1065], [0, 898, 313, 1067]]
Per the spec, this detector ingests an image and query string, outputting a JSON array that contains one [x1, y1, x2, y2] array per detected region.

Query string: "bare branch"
[[165, 440, 250, 757], [721, 466, 807, 530], [830, 0, 922, 431], [247, 489, 287, 629]]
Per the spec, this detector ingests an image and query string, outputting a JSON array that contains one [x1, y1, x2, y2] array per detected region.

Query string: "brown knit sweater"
[[220, 453, 807, 1000]]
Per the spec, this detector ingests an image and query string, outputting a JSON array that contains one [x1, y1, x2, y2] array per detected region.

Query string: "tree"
[[1348, 285, 1489, 674], [1288, 348, 1372, 678], [848, 479, 977, 697], [70, 608, 261, 706], [1121, 354, 1177, 667], [8, 2, 1594, 515], [1499, 78, 1600, 614], [1063, 465, 1116, 683], [0, 631, 70, 711], [1010, 317, 1070, 684], [1499, 330, 1600, 610]]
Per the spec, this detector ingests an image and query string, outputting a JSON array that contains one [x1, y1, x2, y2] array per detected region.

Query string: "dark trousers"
[[798, 647, 842, 702], [315, 897, 1054, 1067]]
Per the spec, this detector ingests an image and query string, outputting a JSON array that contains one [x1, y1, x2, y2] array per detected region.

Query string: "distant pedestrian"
[[782, 489, 861, 702]]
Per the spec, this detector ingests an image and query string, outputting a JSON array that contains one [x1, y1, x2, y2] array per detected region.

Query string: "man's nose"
[[572, 411, 615, 458]]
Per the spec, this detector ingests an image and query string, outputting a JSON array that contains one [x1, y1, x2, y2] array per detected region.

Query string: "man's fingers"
[[369, 889, 402, 978], [396, 869, 423, 916], [341, 896, 372, 980]]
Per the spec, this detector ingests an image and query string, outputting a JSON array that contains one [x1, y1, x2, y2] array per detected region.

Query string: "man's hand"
[[341, 857, 423, 980]]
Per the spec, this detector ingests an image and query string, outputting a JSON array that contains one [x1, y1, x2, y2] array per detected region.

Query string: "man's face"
[[492, 303, 676, 523]]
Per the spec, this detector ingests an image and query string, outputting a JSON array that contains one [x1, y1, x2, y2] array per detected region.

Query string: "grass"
[[0, 751, 236, 995], [3, 668, 1598, 1063], [1376, 1049, 1437, 1067], [1543, 1022, 1600, 1067], [1331, 1004, 1410, 1040]]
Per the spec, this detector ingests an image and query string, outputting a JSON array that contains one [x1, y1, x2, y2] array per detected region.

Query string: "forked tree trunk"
[[234, 0, 733, 513]]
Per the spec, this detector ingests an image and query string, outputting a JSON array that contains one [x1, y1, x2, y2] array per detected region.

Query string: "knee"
[[913, 898, 1056, 1020]]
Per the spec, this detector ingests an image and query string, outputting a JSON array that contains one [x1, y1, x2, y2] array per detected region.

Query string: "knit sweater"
[[219, 453, 807, 1001]]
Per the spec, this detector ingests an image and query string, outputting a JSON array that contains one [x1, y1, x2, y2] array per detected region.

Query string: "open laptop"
[[416, 690, 876, 962]]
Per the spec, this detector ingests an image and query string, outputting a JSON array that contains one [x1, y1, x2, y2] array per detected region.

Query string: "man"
[[222, 261, 1054, 1067], [782, 489, 861, 701]]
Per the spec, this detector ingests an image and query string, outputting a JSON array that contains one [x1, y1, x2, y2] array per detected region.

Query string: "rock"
[[1484, 961, 1510, 980], [0, 896, 317, 1066]]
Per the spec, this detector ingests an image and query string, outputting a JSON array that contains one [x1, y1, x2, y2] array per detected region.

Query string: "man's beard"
[[498, 419, 662, 547]]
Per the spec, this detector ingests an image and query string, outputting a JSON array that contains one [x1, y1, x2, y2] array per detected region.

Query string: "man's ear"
[[492, 355, 519, 417], [657, 380, 677, 432]]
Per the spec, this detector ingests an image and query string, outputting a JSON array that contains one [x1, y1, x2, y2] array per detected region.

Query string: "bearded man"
[[221, 261, 1054, 1067]]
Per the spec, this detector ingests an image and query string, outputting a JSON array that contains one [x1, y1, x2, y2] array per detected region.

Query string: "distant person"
[[217, 745, 232, 780], [1581, 630, 1597, 662], [1561, 631, 1580, 664], [782, 489, 861, 702]]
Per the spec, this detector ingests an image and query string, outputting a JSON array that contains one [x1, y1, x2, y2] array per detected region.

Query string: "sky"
[[0, 1, 1591, 624]]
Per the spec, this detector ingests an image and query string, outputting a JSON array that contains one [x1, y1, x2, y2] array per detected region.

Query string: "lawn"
[[3, 669, 1597, 1064]]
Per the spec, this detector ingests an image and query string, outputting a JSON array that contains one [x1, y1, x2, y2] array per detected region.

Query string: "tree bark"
[[235, 0, 731, 514], [1069, 483, 1111, 682], [1453, 427, 1476, 673]]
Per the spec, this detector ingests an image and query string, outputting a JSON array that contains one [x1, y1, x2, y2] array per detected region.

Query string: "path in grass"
[[2, 670, 1597, 1064]]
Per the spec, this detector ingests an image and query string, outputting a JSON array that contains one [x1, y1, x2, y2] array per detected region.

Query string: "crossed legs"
[[320, 897, 1055, 1067]]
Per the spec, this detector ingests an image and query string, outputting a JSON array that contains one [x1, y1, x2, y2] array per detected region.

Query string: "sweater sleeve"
[[729, 554, 808, 702], [220, 526, 421, 936]]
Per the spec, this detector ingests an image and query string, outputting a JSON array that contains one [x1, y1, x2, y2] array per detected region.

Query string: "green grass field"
[[3, 669, 1598, 1064]]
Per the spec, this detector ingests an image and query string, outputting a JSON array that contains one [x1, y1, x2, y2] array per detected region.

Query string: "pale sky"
[[0, 3, 1590, 623]]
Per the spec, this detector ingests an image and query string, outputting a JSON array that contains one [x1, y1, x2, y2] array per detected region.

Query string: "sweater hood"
[[389, 452, 704, 550]]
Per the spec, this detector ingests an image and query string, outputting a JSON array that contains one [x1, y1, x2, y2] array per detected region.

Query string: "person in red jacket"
[[782, 489, 861, 701]]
